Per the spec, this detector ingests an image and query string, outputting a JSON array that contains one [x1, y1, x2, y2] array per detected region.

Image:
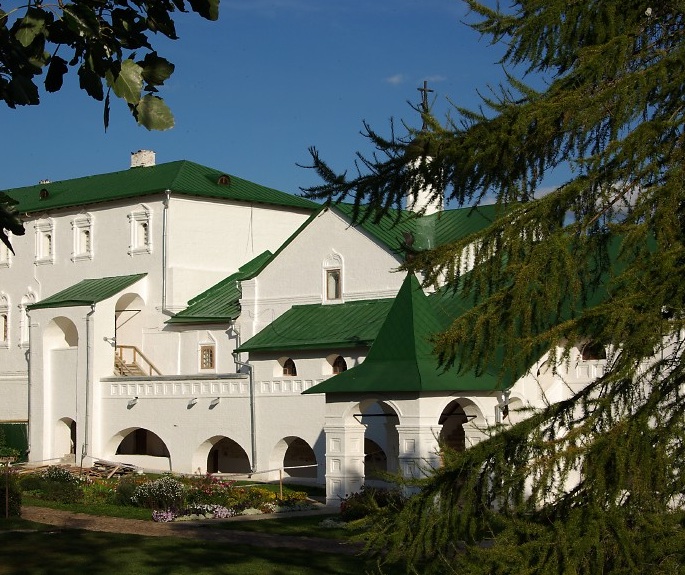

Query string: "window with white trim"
[[128, 207, 151, 255], [71, 213, 93, 261], [0, 295, 8, 347], [323, 253, 343, 303], [19, 292, 34, 347], [35, 219, 55, 264], [200, 345, 215, 370], [0, 239, 11, 268]]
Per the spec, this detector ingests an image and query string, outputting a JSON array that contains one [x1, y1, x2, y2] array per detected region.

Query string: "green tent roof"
[[166, 251, 274, 325], [3, 160, 317, 213], [304, 273, 502, 394], [28, 274, 147, 310], [236, 298, 394, 353]]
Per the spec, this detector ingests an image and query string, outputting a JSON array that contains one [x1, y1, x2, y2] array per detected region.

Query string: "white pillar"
[[396, 423, 442, 481], [324, 423, 365, 507]]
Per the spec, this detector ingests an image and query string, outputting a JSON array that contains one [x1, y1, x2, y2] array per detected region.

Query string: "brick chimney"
[[130, 150, 156, 168]]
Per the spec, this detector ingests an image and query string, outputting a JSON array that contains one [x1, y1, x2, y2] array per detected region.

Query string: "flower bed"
[[18, 466, 315, 522]]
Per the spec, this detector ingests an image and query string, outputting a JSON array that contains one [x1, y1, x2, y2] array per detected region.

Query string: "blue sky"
[[3, 0, 527, 197]]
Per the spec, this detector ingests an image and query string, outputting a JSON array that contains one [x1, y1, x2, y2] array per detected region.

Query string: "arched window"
[[283, 358, 297, 376], [332, 355, 347, 374], [581, 341, 606, 361]]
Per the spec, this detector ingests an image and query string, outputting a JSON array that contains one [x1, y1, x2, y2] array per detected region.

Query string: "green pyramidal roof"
[[303, 273, 499, 394], [167, 251, 274, 324], [29, 274, 147, 310], [4, 160, 317, 213]]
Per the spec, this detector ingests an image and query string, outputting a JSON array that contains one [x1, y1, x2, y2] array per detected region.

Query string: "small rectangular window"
[[200, 345, 215, 369], [326, 269, 341, 300]]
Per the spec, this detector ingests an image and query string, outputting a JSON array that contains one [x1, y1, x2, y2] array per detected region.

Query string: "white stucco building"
[[0, 153, 608, 505]]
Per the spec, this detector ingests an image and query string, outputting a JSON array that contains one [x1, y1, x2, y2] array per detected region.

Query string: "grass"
[[22, 495, 153, 520], [215, 514, 352, 539], [0, 529, 392, 575]]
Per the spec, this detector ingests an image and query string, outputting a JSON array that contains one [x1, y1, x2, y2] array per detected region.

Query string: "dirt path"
[[21, 506, 363, 556]]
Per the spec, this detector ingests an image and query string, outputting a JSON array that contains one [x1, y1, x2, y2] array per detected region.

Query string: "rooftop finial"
[[417, 81, 434, 129]]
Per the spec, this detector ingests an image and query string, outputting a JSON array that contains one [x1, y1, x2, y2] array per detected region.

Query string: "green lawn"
[[0, 529, 388, 575], [215, 514, 353, 539], [21, 495, 153, 520]]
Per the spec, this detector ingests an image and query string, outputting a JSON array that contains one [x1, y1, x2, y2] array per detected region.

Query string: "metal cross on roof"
[[418, 80, 434, 112], [418, 81, 434, 129]]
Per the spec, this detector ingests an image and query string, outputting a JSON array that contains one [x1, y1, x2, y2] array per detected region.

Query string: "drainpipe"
[[161, 189, 172, 316], [25, 310, 32, 459], [231, 323, 256, 473], [81, 304, 95, 469]]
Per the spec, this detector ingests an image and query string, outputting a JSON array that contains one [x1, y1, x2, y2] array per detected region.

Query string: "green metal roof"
[[236, 298, 395, 353], [304, 273, 502, 394], [332, 202, 502, 254], [28, 274, 147, 310], [166, 251, 274, 325], [3, 160, 317, 213]]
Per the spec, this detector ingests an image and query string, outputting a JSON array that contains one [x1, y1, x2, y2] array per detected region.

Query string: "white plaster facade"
[[0, 158, 608, 506]]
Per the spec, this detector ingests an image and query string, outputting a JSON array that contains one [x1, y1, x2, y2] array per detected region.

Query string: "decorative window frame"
[[71, 213, 93, 262], [322, 252, 343, 304], [0, 294, 9, 348], [34, 218, 55, 265], [199, 344, 216, 371], [0, 238, 11, 268], [19, 291, 35, 347], [128, 205, 151, 255]]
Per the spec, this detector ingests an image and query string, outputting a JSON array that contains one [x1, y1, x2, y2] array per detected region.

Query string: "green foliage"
[[114, 475, 143, 506], [0, 472, 22, 518], [0, 0, 220, 252], [339, 487, 406, 522], [0, 0, 219, 129], [0, 192, 24, 255], [304, 2, 685, 573]]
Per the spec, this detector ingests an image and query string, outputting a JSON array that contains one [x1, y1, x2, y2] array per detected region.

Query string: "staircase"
[[114, 355, 147, 376], [114, 345, 161, 377]]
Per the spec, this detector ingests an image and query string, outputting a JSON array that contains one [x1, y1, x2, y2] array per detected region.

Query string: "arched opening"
[[272, 437, 317, 479], [439, 400, 469, 452], [206, 437, 251, 474], [282, 358, 297, 376], [364, 438, 387, 479], [115, 293, 145, 348], [54, 418, 76, 463], [581, 341, 607, 361], [332, 355, 347, 374], [116, 428, 170, 457], [44, 316, 79, 349], [357, 400, 400, 479]]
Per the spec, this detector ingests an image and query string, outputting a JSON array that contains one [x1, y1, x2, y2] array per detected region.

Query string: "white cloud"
[[385, 74, 406, 85]]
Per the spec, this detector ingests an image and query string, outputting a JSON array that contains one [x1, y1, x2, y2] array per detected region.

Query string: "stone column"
[[323, 423, 365, 507], [396, 422, 442, 481]]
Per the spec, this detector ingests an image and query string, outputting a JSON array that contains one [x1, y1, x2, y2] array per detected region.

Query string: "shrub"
[[0, 473, 22, 517], [20, 466, 86, 504], [339, 486, 406, 521], [131, 474, 185, 510], [184, 475, 236, 506], [115, 476, 143, 506], [239, 486, 275, 510], [82, 479, 117, 505]]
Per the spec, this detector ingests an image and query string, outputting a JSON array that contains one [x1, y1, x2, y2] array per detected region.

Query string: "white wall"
[[240, 209, 404, 341]]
